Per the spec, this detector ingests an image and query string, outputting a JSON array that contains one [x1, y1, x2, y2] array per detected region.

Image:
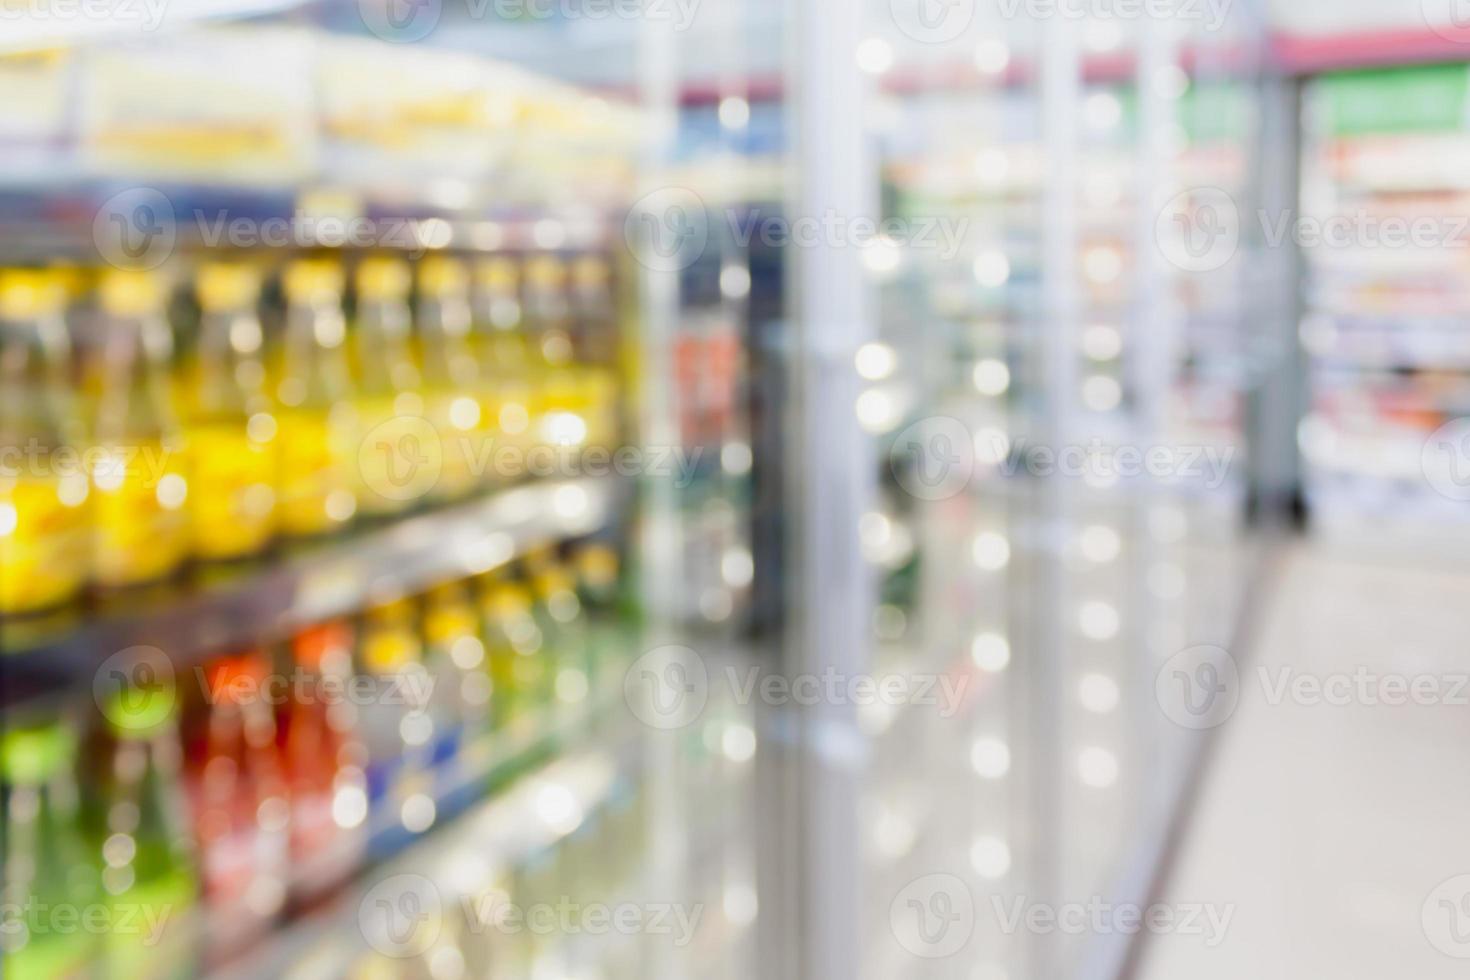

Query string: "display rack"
[[2, 476, 628, 712]]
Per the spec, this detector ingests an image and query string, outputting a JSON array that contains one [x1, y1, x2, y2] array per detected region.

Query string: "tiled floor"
[[1136, 536, 1470, 979]]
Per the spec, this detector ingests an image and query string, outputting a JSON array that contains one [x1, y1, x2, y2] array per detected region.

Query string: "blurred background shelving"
[[5, 2, 1470, 980]]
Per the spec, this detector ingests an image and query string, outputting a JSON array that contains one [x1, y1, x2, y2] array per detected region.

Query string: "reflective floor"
[[1138, 536, 1470, 980]]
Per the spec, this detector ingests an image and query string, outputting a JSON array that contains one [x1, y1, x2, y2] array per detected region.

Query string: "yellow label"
[[0, 474, 88, 615], [276, 409, 353, 537], [185, 422, 276, 560], [90, 442, 188, 589]]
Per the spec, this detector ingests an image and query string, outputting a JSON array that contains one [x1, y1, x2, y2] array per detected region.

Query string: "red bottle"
[[282, 622, 370, 902], [187, 652, 290, 961]]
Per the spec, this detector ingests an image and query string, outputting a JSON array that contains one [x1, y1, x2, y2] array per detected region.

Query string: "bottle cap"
[[355, 257, 411, 300], [487, 582, 533, 619], [98, 269, 165, 317], [203, 653, 270, 706], [524, 255, 566, 290], [102, 683, 177, 738], [294, 622, 354, 670], [576, 544, 619, 588], [572, 255, 611, 287], [533, 567, 575, 599], [197, 263, 262, 313], [419, 256, 469, 297], [283, 259, 345, 304], [0, 270, 66, 320], [361, 608, 422, 673], [0, 722, 76, 786], [424, 583, 477, 645], [475, 257, 519, 292]]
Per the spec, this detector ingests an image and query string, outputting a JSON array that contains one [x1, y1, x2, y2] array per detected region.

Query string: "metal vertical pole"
[[788, 0, 874, 976], [1131, 6, 1182, 858], [636, 16, 686, 980], [1247, 78, 1305, 521], [1032, 16, 1081, 980]]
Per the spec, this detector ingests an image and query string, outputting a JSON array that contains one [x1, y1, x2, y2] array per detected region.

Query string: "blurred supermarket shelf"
[[0, 183, 623, 265], [205, 742, 634, 980], [0, 475, 628, 712]]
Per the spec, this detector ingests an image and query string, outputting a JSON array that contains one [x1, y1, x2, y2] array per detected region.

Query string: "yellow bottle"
[[417, 257, 484, 500], [89, 269, 189, 590], [478, 574, 546, 731], [523, 255, 588, 453], [276, 259, 358, 538], [0, 270, 89, 615], [351, 257, 431, 515], [569, 254, 621, 449], [472, 257, 533, 481], [185, 263, 276, 561]]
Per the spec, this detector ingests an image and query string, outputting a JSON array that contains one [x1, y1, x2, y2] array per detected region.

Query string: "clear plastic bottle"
[[422, 580, 495, 784], [357, 598, 439, 835]]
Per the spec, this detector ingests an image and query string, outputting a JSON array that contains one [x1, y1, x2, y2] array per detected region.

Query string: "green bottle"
[[1, 721, 99, 979], [95, 687, 198, 979]]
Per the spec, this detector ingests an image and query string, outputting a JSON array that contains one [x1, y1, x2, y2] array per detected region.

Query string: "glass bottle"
[[478, 571, 550, 737], [0, 269, 89, 616], [417, 257, 484, 500], [89, 269, 189, 590], [473, 257, 533, 480], [275, 259, 358, 538], [184, 263, 276, 561], [351, 257, 426, 517], [523, 255, 586, 454], [569, 253, 621, 449], [187, 653, 290, 961], [284, 622, 370, 901], [1, 720, 99, 979], [93, 683, 199, 980]]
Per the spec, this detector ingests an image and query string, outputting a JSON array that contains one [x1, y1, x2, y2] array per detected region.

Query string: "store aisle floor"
[[1135, 536, 1470, 980]]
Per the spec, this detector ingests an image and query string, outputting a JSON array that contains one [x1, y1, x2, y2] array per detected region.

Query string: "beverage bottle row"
[[0, 540, 628, 979], [0, 253, 623, 618]]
